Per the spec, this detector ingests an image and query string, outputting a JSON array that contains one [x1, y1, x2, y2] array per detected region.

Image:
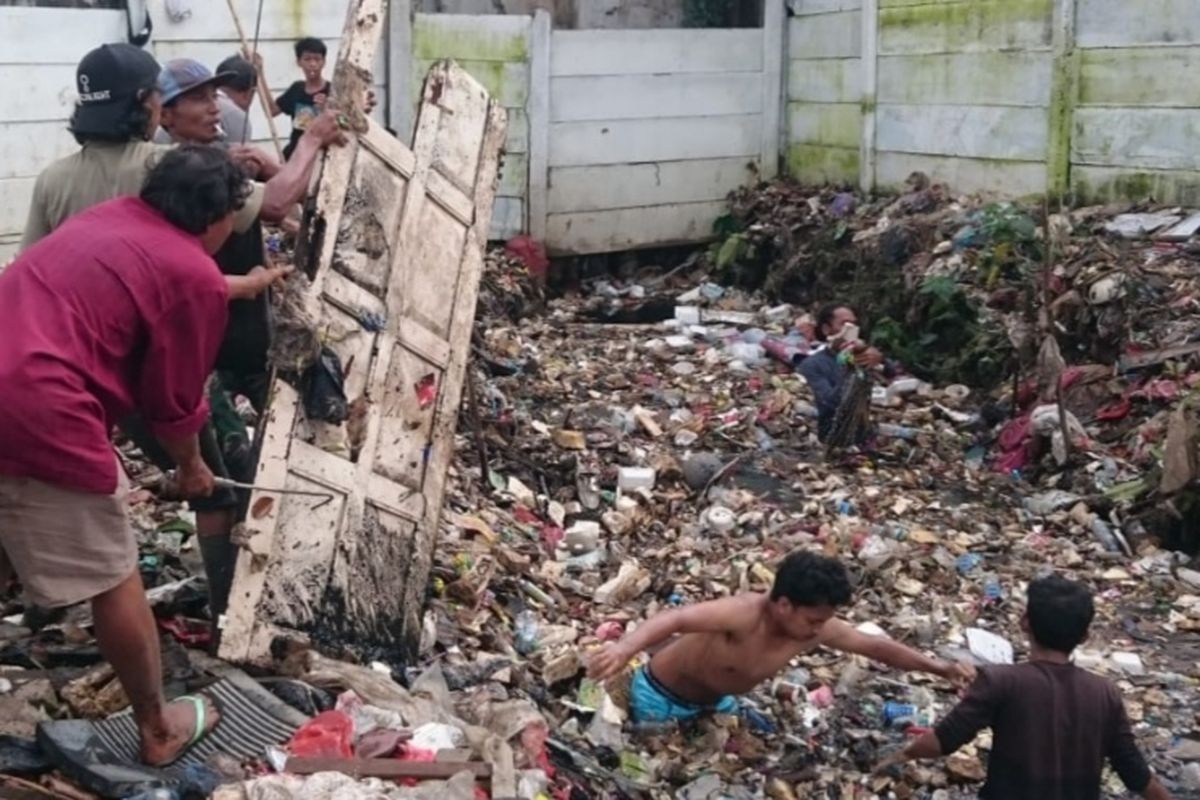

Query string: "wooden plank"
[[548, 114, 762, 168], [0, 121, 76, 181], [860, 0, 879, 192], [1079, 47, 1200, 108], [1118, 342, 1200, 372], [527, 8, 551, 242], [0, 7, 125, 64], [875, 151, 1047, 196], [786, 143, 860, 184], [391, 75, 507, 649], [287, 757, 491, 779], [0, 178, 35, 238], [414, 59, 528, 108], [1073, 108, 1200, 171], [548, 157, 759, 215], [762, 0, 788, 180], [1072, 164, 1200, 205], [788, 57, 862, 104], [550, 29, 763, 77], [790, 0, 863, 14], [222, 0, 390, 664], [0, 64, 76, 124], [413, 12, 531, 62], [877, 52, 1053, 106], [550, 73, 764, 122], [789, 102, 862, 148], [546, 200, 729, 255], [146, 0, 349, 41], [789, 11, 863, 58], [878, 0, 1054, 56], [875, 104, 1048, 160], [1076, 0, 1200, 47]]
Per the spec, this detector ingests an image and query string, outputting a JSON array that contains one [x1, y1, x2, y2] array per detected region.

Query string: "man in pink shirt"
[[0, 145, 242, 764]]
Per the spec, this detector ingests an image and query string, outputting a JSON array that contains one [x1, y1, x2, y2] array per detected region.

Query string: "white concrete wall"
[[786, 0, 1200, 203], [412, 13, 532, 239], [0, 5, 127, 260], [542, 27, 773, 253], [0, 0, 386, 262], [1071, 0, 1200, 204], [872, 0, 1053, 197], [786, 0, 862, 185]]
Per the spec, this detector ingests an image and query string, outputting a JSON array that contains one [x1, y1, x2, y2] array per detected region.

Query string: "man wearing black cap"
[[215, 55, 257, 146], [21, 45, 342, 250], [19, 43, 170, 247]]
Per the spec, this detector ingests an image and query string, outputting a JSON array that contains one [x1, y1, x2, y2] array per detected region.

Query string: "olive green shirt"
[[20, 140, 264, 252]]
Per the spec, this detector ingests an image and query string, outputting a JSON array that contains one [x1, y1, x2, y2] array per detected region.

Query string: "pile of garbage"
[[414, 180, 1200, 797], [3, 178, 1200, 799]]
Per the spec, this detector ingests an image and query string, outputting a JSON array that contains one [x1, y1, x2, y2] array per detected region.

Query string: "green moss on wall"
[[413, 22, 528, 63], [880, 0, 1051, 30], [786, 144, 860, 186], [1074, 170, 1200, 205], [1046, 49, 1079, 198]]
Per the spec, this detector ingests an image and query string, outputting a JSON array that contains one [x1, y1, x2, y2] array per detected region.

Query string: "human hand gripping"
[[304, 110, 349, 148], [587, 642, 634, 682], [939, 660, 977, 690]]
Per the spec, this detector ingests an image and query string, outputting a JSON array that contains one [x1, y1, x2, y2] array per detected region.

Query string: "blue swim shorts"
[[630, 665, 738, 723]]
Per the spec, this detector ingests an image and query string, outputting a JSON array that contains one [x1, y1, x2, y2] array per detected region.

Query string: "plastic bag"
[[286, 709, 353, 759]]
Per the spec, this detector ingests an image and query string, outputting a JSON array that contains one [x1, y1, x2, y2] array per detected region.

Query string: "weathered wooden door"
[[219, 0, 506, 664]]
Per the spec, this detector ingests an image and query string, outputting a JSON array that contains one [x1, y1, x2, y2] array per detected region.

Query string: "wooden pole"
[[224, 0, 285, 159]]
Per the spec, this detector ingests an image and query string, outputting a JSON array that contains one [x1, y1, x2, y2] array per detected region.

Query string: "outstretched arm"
[[259, 111, 345, 222], [587, 595, 759, 681], [819, 619, 975, 686]]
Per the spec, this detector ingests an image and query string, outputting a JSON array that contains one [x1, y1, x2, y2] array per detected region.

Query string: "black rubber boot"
[[198, 533, 237, 622]]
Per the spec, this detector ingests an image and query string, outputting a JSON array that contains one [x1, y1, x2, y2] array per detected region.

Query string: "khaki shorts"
[[0, 471, 136, 608]]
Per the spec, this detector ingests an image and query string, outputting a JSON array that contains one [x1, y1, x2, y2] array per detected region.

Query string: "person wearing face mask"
[[587, 551, 974, 724]]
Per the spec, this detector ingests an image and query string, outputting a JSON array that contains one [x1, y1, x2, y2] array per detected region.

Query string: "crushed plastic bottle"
[[956, 553, 983, 574], [514, 610, 540, 655], [1091, 518, 1122, 553], [726, 341, 766, 366], [982, 574, 1003, 603]]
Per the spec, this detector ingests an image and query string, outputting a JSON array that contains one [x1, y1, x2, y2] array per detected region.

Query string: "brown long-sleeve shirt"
[[934, 661, 1152, 800]]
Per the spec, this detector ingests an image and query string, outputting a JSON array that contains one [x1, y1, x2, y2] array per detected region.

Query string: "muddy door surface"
[[220, 2, 506, 664]]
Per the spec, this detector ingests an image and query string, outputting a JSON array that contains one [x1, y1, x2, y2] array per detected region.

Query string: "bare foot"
[[140, 695, 221, 766]]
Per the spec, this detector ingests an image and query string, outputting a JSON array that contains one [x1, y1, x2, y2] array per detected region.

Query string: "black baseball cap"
[[216, 55, 257, 92], [71, 43, 161, 137], [159, 58, 238, 105]]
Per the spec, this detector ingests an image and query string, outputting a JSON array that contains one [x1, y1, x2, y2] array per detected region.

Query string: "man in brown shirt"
[[879, 575, 1171, 800]]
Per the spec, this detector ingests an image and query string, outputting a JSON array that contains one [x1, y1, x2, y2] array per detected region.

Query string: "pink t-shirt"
[[0, 197, 229, 493]]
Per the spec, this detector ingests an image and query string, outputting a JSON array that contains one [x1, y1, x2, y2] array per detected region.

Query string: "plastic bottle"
[[1091, 518, 1121, 553], [982, 574, 1003, 603], [741, 328, 768, 345], [514, 610, 540, 655], [726, 342, 766, 366]]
